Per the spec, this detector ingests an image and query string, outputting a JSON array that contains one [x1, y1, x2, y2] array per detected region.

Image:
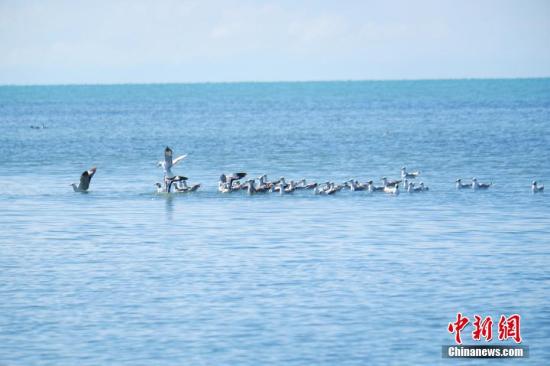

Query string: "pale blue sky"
[[1, 0, 549, 85]]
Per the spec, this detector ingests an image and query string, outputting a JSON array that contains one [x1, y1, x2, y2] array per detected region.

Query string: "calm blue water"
[[1, 80, 549, 365]]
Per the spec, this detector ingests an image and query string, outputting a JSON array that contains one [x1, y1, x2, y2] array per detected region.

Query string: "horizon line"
[[1, 75, 549, 88]]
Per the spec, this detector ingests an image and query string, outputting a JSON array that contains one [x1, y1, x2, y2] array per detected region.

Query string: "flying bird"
[[158, 146, 187, 178], [71, 167, 97, 192]]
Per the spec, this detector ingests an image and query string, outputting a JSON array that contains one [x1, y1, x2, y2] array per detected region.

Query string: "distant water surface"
[[1, 79, 549, 365]]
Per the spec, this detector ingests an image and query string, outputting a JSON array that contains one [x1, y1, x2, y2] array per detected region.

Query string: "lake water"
[[1, 79, 549, 365]]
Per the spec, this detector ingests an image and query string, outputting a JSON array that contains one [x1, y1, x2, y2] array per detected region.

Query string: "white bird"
[[532, 181, 544, 193], [407, 182, 419, 193], [158, 146, 187, 178], [257, 175, 268, 189], [384, 184, 400, 195], [381, 177, 402, 187], [472, 178, 492, 190], [175, 180, 201, 193], [246, 179, 257, 195], [253, 177, 270, 193], [258, 175, 282, 190], [218, 172, 247, 192], [287, 180, 298, 193], [314, 182, 331, 195], [295, 178, 317, 190], [321, 183, 339, 195], [157, 175, 188, 193], [401, 167, 420, 179], [218, 183, 231, 193], [348, 179, 367, 191], [456, 179, 472, 189], [274, 177, 288, 195], [408, 182, 428, 192], [272, 177, 290, 194], [71, 167, 97, 192], [367, 180, 385, 192]]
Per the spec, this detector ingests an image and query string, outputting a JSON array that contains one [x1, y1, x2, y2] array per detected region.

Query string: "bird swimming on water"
[[532, 181, 544, 193], [71, 167, 97, 192], [384, 184, 400, 195], [401, 167, 420, 179], [472, 177, 492, 190], [381, 177, 402, 187], [175, 179, 201, 193], [408, 182, 429, 193], [367, 180, 385, 192], [407, 182, 421, 193], [455, 179, 472, 189], [156, 176, 188, 193], [218, 172, 247, 192], [348, 179, 368, 191]]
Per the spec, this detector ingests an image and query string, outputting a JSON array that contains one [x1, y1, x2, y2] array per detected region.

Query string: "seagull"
[[246, 179, 257, 195], [71, 167, 97, 192], [407, 182, 428, 193], [175, 180, 201, 193], [401, 167, 420, 179], [472, 178, 492, 190], [318, 181, 341, 194], [314, 185, 332, 195], [381, 177, 402, 187], [158, 175, 188, 193], [296, 178, 318, 189], [257, 175, 268, 189], [158, 146, 187, 178], [313, 182, 328, 195], [532, 181, 544, 193], [242, 178, 267, 194], [272, 177, 287, 193], [274, 177, 289, 195], [251, 177, 270, 193], [384, 184, 400, 195], [367, 180, 385, 192], [348, 179, 367, 191], [258, 175, 280, 190], [320, 183, 338, 195], [218, 172, 247, 192], [286, 180, 298, 193], [456, 179, 472, 189], [407, 182, 419, 193], [333, 182, 345, 192]]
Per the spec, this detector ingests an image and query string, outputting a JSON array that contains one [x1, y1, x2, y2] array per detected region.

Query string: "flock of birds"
[[71, 146, 545, 195], [216, 170, 429, 196], [29, 123, 47, 130]]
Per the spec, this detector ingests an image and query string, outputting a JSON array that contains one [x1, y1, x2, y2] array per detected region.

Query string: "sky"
[[0, 0, 549, 85]]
